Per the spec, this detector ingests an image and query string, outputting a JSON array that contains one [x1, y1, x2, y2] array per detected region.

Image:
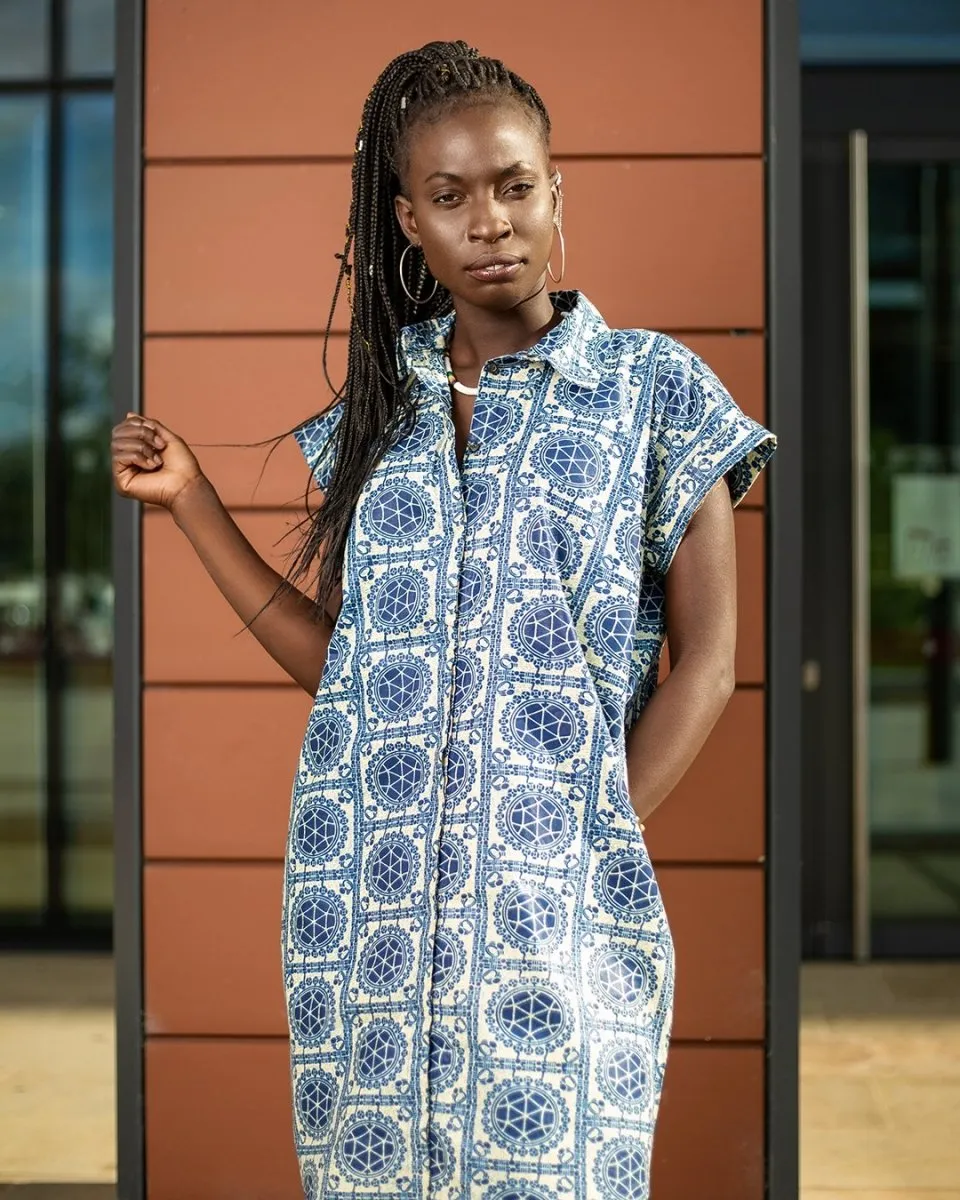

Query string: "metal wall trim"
[[764, 0, 803, 1195], [112, 0, 145, 1195]]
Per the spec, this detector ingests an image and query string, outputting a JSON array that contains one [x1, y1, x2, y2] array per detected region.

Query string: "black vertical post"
[[43, 0, 66, 932], [765, 0, 803, 1197], [112, 0, 145, 1194]]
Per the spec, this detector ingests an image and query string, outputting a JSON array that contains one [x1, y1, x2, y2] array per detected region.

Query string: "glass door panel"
[[866, 153, 960, 936]]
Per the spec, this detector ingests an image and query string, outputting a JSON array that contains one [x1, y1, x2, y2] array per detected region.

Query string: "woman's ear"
[[550, 168, 564, 229], [394, 193, 419, 244]]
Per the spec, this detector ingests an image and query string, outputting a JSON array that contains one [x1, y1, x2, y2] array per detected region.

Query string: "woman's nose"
[[468, 198, 511, 242]]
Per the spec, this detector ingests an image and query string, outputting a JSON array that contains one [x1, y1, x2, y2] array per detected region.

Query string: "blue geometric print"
[[285, 290, 776, 1198]]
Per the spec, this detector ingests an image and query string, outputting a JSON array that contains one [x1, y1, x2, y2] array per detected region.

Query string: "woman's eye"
[[506, 181, 534, 195], [433, 192, 460, 205]]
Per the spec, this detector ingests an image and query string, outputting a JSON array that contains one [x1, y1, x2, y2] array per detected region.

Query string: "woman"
[[112, 41, 775, 1200]]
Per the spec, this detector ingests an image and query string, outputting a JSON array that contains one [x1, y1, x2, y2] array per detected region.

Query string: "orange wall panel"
[[661, 866, 765, 1042], [145, 864, 288, 1036], [654, 1046, 764, 1199], [146, 1038, 301, 1199], [646, 689, 765, 864], [143, 510, 303, 685], [144, 160, 763, 335], [143, 336, 347, 509], [144, 687, 310, 860], [146, 0, 762, 160]]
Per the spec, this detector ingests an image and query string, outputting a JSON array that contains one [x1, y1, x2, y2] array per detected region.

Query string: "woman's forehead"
[[405, 102, 549, 180]]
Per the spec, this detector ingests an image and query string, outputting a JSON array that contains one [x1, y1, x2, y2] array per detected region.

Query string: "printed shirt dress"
[[285, 290, 776, 1200]]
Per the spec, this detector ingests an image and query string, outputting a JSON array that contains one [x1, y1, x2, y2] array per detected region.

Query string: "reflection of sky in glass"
[[802, 0, 960, 62], [0, 99, 48, 446], [66, 0, 115, 78], [0, 0, 49, 80], [63, 95, 113, 343]]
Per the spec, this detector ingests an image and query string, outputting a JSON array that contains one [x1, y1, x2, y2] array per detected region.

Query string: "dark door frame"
[[111, 2, 804, 1196]]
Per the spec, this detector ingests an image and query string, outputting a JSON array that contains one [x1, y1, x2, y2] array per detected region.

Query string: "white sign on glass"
[[891, 474, 960, 580]]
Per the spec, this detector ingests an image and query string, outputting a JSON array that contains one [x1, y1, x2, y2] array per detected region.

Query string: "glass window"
[[0, 97, 49, 917], [0, 0, 50, 80], [801, 0, 960, 64], [61, 93, 114, 913], [65, 0, 115, 78]]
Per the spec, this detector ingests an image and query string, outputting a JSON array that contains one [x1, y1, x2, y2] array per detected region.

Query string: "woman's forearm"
[[624, 653, 735, 825], [170, 477, 332, 696]]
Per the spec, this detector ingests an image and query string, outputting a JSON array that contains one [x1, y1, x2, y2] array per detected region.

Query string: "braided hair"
[[285, 41, 551, 619]]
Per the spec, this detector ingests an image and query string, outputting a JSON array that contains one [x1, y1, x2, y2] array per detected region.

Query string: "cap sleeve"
[[293, 403, 343, 492], [643, 344, 776, 578]]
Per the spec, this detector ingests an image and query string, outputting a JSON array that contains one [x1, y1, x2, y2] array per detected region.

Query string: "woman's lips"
[[465, 257, 523, 283]]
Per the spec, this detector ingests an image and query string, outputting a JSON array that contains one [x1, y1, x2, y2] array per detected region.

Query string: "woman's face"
[[395, 100, 558, 312]]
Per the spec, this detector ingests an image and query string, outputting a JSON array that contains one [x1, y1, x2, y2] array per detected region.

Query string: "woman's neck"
[[447, 288, 561, 372]]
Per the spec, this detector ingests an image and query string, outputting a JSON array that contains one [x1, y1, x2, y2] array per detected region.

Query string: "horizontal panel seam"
[[144, 153, 765, 168], [142, 326, 767, 340], [142, 857, 767, 869]]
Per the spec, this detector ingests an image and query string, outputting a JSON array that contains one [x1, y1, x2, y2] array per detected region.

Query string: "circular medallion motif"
[[295, 1069, 337, 1136], [288, 979, 334, 1045], [464, 476, 497, 525], [371, 570, 428, 631], [437, 834, 469, 898], [495, 883, 565, 951], [594, 1137, 650, 1199], [510, 599, 580, 664], [365, 834, 418, 900], [637, 575, 665, 629], [556, 375, 623, 413], [589, 600, 635, 659], [471, 400, 519, 446], [500, 694, 585, 762], [595, 850, 661, 919], [497, 787, 576, 858], [367, 744, 428, 810], [431, 931, 466, 992], [590, 946, 654, 1012], [427, 1126, 455, 1188], [616, 516, 645, 572], [370, 657, 429, 719], [428, 1027, 464, 1090], [490, 983, 571, 1051], [361, 482, 433, 544], [485, 1080, 568, 1154], [320, 634, 343, 682], [304, 710, 348, 772], [482, 1185, 555, 1200], [355, 1019, 406, 1085], [654, 364, 702, 423], [535, 433, 606, 492], [336, 1111, 403, 1182], [293, 801, 346, 862], [597, 1040, 653, 1111], [358, 928, 413, 994], [520, 511, 580, 576], [458, 561, 491, 619], [292, 888, 345, 954], [452, 650, 482, 712], [443, 743, 475, 803]]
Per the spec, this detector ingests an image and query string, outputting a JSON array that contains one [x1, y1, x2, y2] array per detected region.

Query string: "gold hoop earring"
[[399, 243, 438, 304], [547, 224, 566, 285]]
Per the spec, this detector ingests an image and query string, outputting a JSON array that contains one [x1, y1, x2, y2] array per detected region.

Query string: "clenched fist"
[[111, 413, 206, 514]]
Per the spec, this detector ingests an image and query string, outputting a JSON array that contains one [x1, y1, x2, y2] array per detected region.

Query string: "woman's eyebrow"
[[423, 161, 536, 185]]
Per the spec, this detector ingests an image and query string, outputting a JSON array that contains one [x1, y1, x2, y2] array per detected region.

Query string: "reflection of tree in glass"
[[0, 322, 113, 657]]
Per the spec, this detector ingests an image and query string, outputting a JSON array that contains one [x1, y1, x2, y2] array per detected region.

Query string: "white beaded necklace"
[[443, 350, 479, 396]]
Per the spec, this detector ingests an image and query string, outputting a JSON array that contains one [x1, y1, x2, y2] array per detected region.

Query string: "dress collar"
[[398, 289, 608, 390]]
